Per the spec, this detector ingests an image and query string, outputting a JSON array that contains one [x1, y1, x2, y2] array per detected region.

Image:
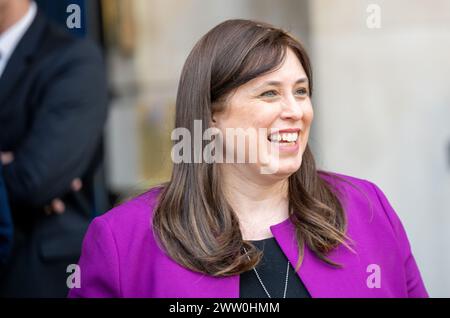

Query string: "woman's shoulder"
[[319, 171, 408, 247], [70, 187, 165, 298], [317, 172, 428, 297], [318, 170, 376, 193], [318, 170, 387, 209], [92, 186, 164, 235]]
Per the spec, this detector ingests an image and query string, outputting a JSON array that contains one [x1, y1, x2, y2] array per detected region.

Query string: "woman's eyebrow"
[[255, 77, 309, 89]]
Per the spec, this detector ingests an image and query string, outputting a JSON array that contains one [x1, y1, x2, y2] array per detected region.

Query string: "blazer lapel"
[[270, 218, 364, 298]]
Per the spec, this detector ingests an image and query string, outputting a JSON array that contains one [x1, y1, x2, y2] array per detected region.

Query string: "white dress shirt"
[[0, 1, 37, 79]]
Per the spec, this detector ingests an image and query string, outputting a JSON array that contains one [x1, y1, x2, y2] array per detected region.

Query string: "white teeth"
[[269, 132, 299, 143]]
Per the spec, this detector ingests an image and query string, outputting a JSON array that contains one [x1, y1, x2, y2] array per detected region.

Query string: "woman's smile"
[[267, 128, 301, 154]]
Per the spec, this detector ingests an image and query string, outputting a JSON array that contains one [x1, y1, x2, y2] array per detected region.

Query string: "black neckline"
[[248, 237, 276, 243]]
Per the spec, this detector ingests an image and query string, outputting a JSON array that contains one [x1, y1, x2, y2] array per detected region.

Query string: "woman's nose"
[[280, 95, 303, 120]]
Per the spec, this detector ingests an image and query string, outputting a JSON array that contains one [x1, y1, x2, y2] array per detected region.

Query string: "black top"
[[240, 237, 311, 298]]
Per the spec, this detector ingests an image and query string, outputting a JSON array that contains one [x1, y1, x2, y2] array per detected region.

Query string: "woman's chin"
[[258, 157, 302, 177]]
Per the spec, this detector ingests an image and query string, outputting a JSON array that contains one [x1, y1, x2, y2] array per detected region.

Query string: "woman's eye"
[[260, 90, 278, 97], [296, 88, 308, 96]]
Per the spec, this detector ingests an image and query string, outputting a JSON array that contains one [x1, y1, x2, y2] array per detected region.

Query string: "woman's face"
[[213, 48, 314, 180]]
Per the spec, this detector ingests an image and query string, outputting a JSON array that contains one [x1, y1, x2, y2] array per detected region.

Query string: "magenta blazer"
[[68, 173, 428, 298]]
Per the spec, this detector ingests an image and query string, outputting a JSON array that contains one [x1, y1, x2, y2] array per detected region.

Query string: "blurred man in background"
[[0, 0, 109, 297]]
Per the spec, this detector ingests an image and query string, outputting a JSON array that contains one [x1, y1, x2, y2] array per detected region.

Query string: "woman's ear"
[[211, 99, 227, 127], [211, 111, 218, 127]]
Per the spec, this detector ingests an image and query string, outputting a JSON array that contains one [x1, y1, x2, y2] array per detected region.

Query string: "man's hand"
[[1, 151, 82, 215], [44, 178, 83, 215], [0, 152, 14, 165]]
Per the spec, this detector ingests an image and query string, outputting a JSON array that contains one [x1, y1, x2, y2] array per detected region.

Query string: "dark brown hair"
[[152, 19, 353, 276]]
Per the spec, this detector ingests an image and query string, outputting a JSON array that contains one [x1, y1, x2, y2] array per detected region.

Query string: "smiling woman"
[[69, 19, 428, 298]]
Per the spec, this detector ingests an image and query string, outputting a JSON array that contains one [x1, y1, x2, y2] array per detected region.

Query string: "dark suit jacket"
[[0, 10, 109, 297]]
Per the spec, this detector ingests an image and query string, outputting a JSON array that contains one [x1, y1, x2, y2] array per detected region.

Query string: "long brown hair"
[[152, 19, 353, 276]]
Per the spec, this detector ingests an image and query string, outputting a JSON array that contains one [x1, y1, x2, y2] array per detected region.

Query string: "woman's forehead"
[[242, 51, 308, 90]]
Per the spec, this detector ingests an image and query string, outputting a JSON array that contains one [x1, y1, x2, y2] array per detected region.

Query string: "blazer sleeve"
[[370, 182, 429, 298], [68, 217, 121, 298], [3, 39, 108, 208]]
